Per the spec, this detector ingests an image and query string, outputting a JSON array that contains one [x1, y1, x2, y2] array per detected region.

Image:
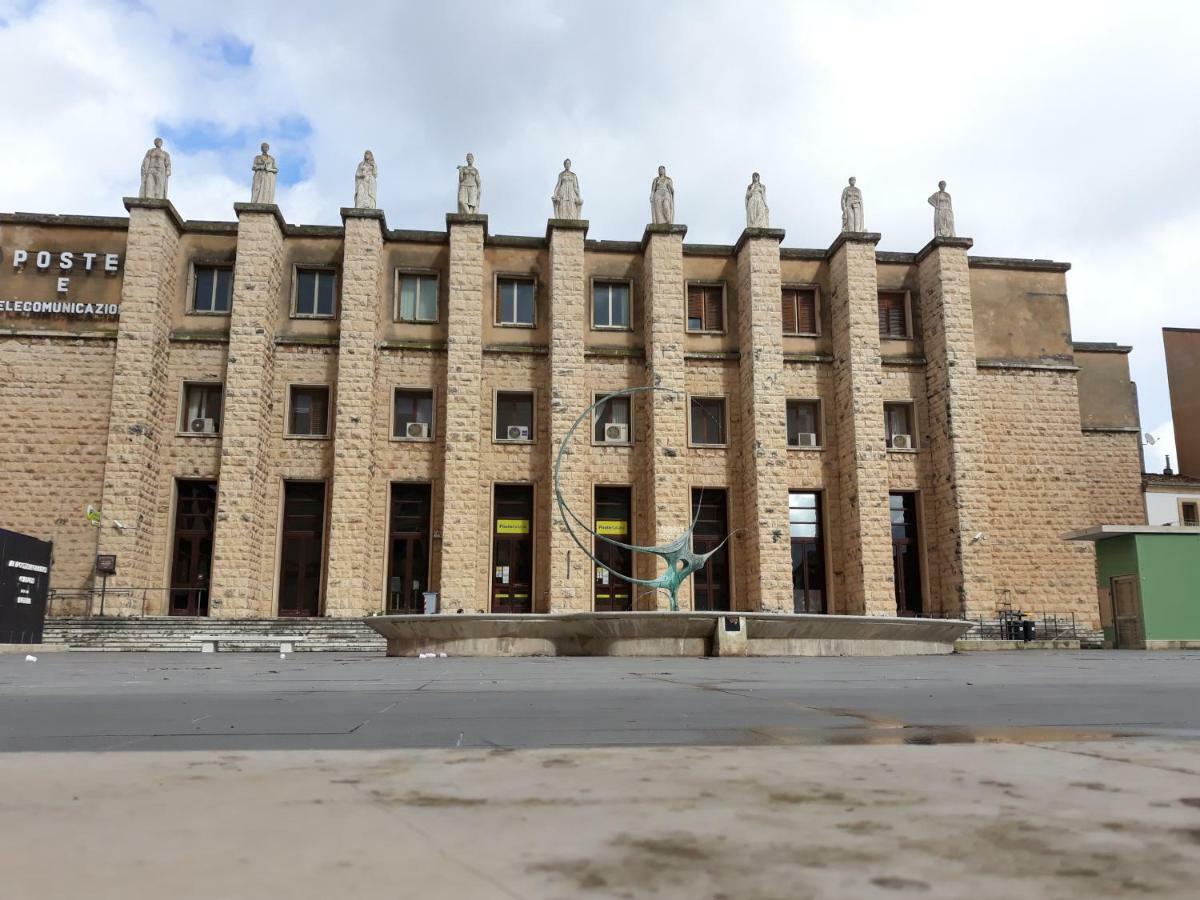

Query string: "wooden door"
[[278, 482, 325, 617], [691, 488, 731, 612], [1111, 575, 1144, 649], [492, 485, 534, 613], [169, 480, 217, 616], [388, 483, 432, 613]]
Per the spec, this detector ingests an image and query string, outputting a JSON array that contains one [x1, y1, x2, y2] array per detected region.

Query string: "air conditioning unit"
[[891, 433, 913, 450], [603, 423, 629, 443], [190, 417, 217, 434], [790, 432, 818, 448], [506, 425, 531, 441], [405, 421, 430, 439]]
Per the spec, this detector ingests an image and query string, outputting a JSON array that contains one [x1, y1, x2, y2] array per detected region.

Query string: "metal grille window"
[[192, 265, 233, 314], [884, 402, 916, 449], [789, 492, 825, 614], [593, 393, 632, 443], [782, 287, 817, 336], [295, 268, 336, 318], [593, 281, 631, 329], [497, 277, 535, 326], [878, 290, 909, 339], [393, 389, 434, 440], [1182, 501, 1200, 527], [686, 284, 725, 333], [181, 383, 223, 434], [288, 385, 330, 437], [786, 400, 821, 448], [495, 391, 535, 441], [690, 396, 726, 446], [396, 273, 438, 323]]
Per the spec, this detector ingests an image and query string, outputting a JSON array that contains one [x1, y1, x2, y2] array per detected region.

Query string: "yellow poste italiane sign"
[[496, 518, 530, 535], [596, 520, 628, 536]]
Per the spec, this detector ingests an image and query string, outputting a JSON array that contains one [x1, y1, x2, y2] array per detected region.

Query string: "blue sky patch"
[[156, 116, 314, 187]]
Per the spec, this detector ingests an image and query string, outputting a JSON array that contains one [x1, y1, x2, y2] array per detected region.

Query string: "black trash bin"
[[1021, 619, 1036, 642]]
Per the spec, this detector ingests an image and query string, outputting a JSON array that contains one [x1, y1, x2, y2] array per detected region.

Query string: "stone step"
[[42, 617, 386, 652]]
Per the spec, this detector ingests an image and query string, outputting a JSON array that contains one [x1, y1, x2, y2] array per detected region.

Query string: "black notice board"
[[0, 528, 53, 644]]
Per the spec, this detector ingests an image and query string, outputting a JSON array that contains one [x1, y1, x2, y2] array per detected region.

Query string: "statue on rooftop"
[[139, 138, 171, 200], [650, 165, 674, 225], [841, 176, 864, 232], [354, 150, 377, 209], [745, 172, 769, 228], [552, 158, 583, 219], [929, 180, 955, 237], [457, 153, 481, 214], [250, 142, 278, 205]]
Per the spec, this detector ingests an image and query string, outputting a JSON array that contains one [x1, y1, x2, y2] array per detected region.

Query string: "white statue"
[[354, 150, 377, 209], [650, 165, 674, 225], [250, 142, 278, 204], [841, 177, 864, 232], [552, 158, 583, 219], [928, 180, 955, 238], [139, 138, 171, 200], [457, 153, 481, 214], [745, 172, 769, 228]]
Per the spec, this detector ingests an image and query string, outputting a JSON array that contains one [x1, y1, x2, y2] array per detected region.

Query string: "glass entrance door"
[[169, 480, 217, 616], [492, 485, 534, 613], [890, 492, 923, 616], [691, 488, 731, 612], [594, 485, 633, 612], [387, 483, 432, 613], [278, 481, 326, 617]]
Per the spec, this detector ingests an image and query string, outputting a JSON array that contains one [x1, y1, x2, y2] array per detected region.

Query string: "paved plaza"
[[2, 652, 1199, 898]]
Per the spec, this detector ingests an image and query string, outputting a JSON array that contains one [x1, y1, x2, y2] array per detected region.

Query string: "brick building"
[[0, 193, 1146, 625]]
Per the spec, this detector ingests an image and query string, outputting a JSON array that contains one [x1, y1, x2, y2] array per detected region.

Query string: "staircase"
[[42, 617, 387, 653]]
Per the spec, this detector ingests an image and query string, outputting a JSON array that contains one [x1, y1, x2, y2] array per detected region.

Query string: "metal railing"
[[47, 587, 201, 619]]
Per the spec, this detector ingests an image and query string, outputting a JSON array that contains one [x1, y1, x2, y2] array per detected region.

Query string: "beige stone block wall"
[[0, 336, 114, 608], [1081, 431, 1146, 527], [96, 205, 181, 609], [828, 237, 894, 616], [735, 234, 792, 612], [438, 220, 485, 611], [208, 210, 284, 617], [325, 213, 385, 616], [978, 367, 1099, 625]]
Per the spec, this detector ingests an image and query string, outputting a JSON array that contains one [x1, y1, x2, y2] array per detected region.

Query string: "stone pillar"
[[916, 236, 992, 618], [324, 208, 386, 616], [828, 232, 894, 616], [96, 198, 183, 612], [641, 224, 690, 610], [437, 214, 487, 612], [208, 203, 285, 617], [734, 227, 792, 612], [547, 219, 592, 612]]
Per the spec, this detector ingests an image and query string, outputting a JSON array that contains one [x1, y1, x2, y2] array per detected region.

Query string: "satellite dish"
[[1143, 433, 1157, 446]]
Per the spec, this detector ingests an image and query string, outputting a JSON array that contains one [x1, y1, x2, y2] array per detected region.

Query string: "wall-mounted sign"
[[0, 300, 119, 318], [95, 554, 117, 576], [3, 247, 123, 317], [596, 520, 628, 537], [496, 518, 530, 535]]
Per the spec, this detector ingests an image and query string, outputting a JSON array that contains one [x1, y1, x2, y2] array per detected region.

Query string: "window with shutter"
[[781, 291, 797, 334], [878, 291, 909, 339], [783, 287, 818, 336], [687, 284, 724, 332]]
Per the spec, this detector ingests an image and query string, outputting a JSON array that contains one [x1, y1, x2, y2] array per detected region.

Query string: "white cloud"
[[3, 0, 1200, 457]]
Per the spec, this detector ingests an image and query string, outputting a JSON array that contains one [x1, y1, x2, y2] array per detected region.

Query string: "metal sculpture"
[[553, 386, 739, 611]]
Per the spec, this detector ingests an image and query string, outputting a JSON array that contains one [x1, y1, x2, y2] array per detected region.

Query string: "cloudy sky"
[[3, 0, 1197, 470]]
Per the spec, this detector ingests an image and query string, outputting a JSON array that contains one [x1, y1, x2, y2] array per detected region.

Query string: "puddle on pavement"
[[748, 724, 1146, 746]]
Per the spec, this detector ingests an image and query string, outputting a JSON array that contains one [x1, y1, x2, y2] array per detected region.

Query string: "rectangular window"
[[496, 276, 536, 326], [287, 385, 330, 437], [393, 389, 434, 440], [395, 272, 438, 323], [594, 393, 632, 444], [294, 268, 337, 318], [686, 283, 725, 333], [1182, 501, 1200, 527], [592, 280, 631, 329], [191, 265, 233, 314], [878, 290, 909, 339], [789, 492, 826, 614], [690, 397, 727, 446], [782, 287, 818, 336], [786, 400, 821, 448], [180, 383, 223, 434], [495, 391, 535, 442], [890, 492, 923, 616], [884, 402, 916, 450]]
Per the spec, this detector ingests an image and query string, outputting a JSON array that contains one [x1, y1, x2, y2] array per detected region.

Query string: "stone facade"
[[0, 198, 1146, 627]]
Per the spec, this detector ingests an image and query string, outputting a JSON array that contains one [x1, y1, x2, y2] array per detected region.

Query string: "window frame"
[[592, 392, 634, 446], [393, 267, 440, 324], [390, 386, 437, 442], [685, 281, 727, 335], [781, 283, 820, 337], [877, 289, 912, 340], [884, 401, 918, 451], [785, 399, 823, 450], [186, 261, 235, 316], [493, 389, 537, 444], [285, 383, 332, 440], [291, 265, 339, 319], [1180, 499, 1200, 527], [688, 395, 728, 448], [590, 277, 634, 332], [494, 273, 538, 328], [178, 380, 224, 436], [788, 490, 827, 614]]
